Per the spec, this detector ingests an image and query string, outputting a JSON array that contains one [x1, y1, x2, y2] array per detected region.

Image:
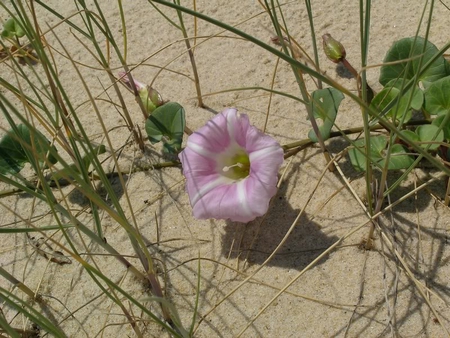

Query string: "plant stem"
[[176, 3, 204, 108], [1, 118, 434, 199], [445, 176, 450, 206], [0, 267, 38, 300], [267, 1, 334, 171], [340, 57, 375, 103]]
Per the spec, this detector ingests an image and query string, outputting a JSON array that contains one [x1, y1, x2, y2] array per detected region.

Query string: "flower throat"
[[221, 151, 250, 180]]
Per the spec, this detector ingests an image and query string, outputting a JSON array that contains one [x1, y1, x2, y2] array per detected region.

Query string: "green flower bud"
[[118, 72, 164, 114], [322, 34, 346, 63], [148, 87, 164, 108], [138, 87, 164, 114], [138, 89, 156, 113]]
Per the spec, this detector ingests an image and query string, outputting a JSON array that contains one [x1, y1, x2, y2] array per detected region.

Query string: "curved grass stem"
[[175, 1, 204, 108]]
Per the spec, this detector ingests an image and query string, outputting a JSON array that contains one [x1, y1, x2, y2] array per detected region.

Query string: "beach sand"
[[1, 1, 450, 337]]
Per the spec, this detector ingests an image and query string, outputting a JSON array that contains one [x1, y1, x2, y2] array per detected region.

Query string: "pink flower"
[[179, 108, 284, 222]]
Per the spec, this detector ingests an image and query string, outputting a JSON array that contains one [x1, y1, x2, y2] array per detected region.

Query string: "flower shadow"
[[221, 182, 339, 270]]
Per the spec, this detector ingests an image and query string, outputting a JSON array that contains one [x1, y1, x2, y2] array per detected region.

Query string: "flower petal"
[[191, 180, 254, 222], [118, 71, 146, 91], [191, 169, 280, 222], [180, 147, 234, 206], [249, 143, 284, 183], [179, 108, 284, 223], [187, 110, 232, 154]]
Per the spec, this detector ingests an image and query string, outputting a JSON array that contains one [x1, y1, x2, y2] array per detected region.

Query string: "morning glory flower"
[[179, 108, 284, 222]]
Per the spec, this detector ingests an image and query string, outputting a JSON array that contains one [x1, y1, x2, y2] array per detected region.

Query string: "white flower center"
[[217, 145, 250, 180], [222, 162, 245, 172]]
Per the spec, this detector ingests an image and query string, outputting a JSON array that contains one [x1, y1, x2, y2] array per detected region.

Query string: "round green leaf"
[[432, 114, 450, 140], [399, 129, 419, 144], [370, 87, 398, 115], [349, 136, 386, 172], [370, 81, 423, 123], [0, 124, 58, 174], [385, 79, 424, 110], [348, 135, 414, 171], [308, 87, 344, 142], [145, 102, 185, 153], [383, 144, 415, 170], [370, 87, 409, 123], [415, 124, 444, 150], [423, 75, 450, 115], [379, 37, 447, 86], [1, 17, 25, 39]]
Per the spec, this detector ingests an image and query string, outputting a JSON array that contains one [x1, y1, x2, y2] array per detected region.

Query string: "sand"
[[1, 1, 450, 337]]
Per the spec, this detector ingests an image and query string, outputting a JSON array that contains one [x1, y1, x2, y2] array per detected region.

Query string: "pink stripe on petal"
[[249, 144, 284, 163], [180, 148, 241, 206], [189, 175, 234, 207], [188, 112, 231, 153], [243, 173, 278, 216], [245, 127, 281, 153], [192, 180, 255, 222], [223, 108, 250, 148], [186, 139, 218, 159], [179, 147, 217, 175]]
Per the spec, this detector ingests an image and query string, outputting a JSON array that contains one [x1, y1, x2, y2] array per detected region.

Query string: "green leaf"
[[432, 114, 450, 140], [0, 124, 57, 175], [0, 137, 27, 174], [386, 78, 424, 110], [349, 137, 383, 172], [308, 88, 344, 142], [415, 124, 443, 150], [145, 102, 185, 153], [51, 144, 106, 181], [379, 37, 448, 86], [370, 80, 423, 123], [399, 129, 420, 144], [423, 76, 450, 116], [1, 17, 25, 39], [349, 136, 414, 171], [370, 87, 411, 123], [386, 144, 415, 170]]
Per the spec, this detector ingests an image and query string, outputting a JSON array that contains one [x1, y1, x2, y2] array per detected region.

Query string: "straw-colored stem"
[[176, 5, 204, 108], [445, 175, 450, 206]]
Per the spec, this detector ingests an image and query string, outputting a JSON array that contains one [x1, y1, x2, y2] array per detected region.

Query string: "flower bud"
[[139, 86, 164, 114], [322, 34, 346, 63], [118, 72, 164, 114], [148, 86, 164, 108]]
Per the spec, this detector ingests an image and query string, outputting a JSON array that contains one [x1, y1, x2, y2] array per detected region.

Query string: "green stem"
[[267, 0, 334, 170], [0, 267, 37, 300]]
